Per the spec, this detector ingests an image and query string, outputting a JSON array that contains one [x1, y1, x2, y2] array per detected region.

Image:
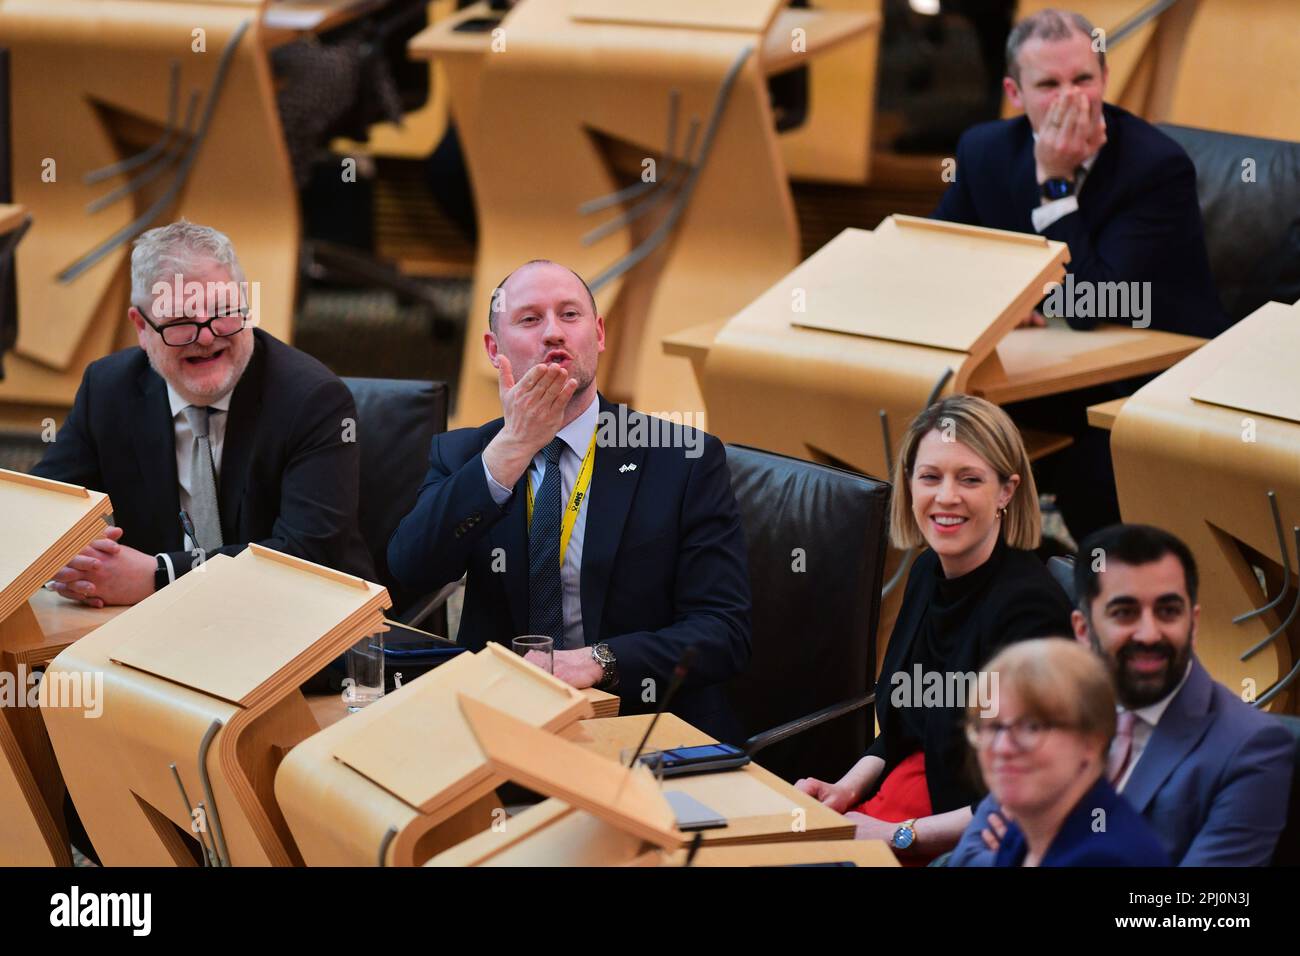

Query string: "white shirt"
[[1030, 122, 1105, 233], [483, 394, 599, 651], [156, 385, 231, 581], [1114, 659, 1194, 793]]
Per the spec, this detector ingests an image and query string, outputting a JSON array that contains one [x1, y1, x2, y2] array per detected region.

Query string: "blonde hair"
[[971, 638, 1116, 757], [889, 394, 1041, 550]]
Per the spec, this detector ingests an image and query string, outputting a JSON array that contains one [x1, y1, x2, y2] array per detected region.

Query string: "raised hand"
[[1035, 90, 1104, 183], [483, 355, 578, 492]]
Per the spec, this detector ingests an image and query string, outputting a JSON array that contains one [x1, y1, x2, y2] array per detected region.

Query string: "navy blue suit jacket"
[[954, 657, 1294, 866], [386, 395, 752, 740], [934, 103, 1229, 338], [31, 328, 374, 583], [994, 776, 1170, 867]]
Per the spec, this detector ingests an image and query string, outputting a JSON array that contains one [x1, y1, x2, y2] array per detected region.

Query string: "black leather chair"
[[342, 376, 450, 628], [723, 444, 891, 784], [1157, 124, 1300, 323], [1047, 554, 1077, 604]]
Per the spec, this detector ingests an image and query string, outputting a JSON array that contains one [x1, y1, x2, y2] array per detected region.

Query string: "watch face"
[[892, 826, 915, 849], [1044, 178, 1073, 200], [593, 643, 615, 664]]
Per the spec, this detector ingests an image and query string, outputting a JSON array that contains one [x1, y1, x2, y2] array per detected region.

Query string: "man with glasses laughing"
[[32, 219, 373, 606]]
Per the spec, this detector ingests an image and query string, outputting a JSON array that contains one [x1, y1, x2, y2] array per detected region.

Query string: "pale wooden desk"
[[760, 8, 877, 75], [0, 203, 27, 236], [22, 589, 127, 667], [1086, 397, 1128, 431], [977, 323, 1202, 406], [307, 683, 619, 730], [262, 0, 387, 46], [577, 713, 855, 846], [664, 838, 896, 867]]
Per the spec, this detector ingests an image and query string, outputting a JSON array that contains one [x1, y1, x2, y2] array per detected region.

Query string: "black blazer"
[[934, 103, 1229, 339], [866, 542, 1073, 814], [32, 328, 374, 582], [386, 395, 753, 739]]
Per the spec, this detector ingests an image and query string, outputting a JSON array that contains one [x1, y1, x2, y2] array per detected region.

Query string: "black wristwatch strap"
[[1042, 177, 1075, 201], [154, 554, 170, 592]]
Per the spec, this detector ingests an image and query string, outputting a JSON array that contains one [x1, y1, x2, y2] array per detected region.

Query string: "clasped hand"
[[48, 525, 157, 607]]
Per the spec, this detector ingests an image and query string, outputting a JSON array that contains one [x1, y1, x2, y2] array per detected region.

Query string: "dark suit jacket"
[[386, 395, 752, 739], [32, 328, 374, 583], [954, 657, 1295, 866], [994, 776, 1170, 867], [934, 103, 1229, 339], [865, 542, 1073, 813]]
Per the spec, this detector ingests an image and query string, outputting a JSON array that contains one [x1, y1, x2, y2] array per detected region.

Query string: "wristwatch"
[[891, 818, 918, 851], [154, 554, 171, 592], [1041, 176, 1076, 201], [591, 642, 619, 691]]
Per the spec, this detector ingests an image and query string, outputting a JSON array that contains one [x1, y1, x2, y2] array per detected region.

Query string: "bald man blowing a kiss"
[[388, 260, 752, 740]]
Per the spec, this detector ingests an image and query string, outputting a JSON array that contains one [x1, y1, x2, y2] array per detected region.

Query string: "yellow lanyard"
[[526, 430, 596, 567]]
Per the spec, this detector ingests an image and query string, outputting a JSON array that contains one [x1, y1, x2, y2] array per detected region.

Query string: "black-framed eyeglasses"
[[139, 310, 250, 347], [964, 716, 1064, 752]]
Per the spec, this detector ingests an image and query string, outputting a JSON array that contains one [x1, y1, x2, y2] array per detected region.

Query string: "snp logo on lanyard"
[[527, 431, 597, 566]]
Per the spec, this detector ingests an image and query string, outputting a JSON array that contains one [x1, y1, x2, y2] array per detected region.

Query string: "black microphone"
[[624, 646, 697, 768]]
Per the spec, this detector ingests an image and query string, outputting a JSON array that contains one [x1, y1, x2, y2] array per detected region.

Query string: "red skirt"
[[854, 750, 936, 866]]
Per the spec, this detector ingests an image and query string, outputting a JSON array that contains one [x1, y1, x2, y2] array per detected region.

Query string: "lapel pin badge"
[[619, 463, 637, 473]]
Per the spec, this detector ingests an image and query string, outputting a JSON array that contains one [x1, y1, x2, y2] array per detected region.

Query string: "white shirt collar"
[[553, 392, 599, 459], [1120, 658, 1194, 728], [166, 382, 233, 419]]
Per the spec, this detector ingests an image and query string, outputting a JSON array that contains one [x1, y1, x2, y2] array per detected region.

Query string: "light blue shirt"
[[482, 394, 599, 650]]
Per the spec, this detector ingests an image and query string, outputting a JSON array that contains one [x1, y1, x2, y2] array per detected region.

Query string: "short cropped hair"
[[130, 219, 245, 315], [1005, 8, 1106, 84], [889, 394, 1041, 551], [487, 259, 598, 331], [970, 638, 1117, 759], [1074, 523, 1200, 611]]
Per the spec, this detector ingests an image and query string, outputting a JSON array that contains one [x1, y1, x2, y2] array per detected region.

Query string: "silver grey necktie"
[[182, 404, 224, 552]]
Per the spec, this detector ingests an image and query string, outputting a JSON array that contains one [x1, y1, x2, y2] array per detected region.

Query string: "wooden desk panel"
[[0, 204, 27, 236], [578, 714, 855, 846], [974, 323, 1204, 406], [1087, 397, 1127, 432], [760, 8, 876, 75], [665, 838, 897, 867]]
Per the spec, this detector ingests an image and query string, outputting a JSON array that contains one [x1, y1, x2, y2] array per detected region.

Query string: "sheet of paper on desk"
[[1190, 302, 1300, 425]]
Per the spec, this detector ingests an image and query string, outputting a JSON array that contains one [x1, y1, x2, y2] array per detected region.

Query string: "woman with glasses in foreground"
[[967, 638, 1169, 867]]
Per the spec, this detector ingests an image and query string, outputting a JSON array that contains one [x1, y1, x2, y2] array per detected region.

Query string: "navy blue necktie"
[[528, 437, 567, 644]]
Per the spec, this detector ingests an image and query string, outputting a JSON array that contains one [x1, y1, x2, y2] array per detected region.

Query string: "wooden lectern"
[[0, 0, 297, 428], [664, 215, 1204, 658], [1110, 299, 1300, 710], [0, 469, 113, 865], [276, 642, 597, 866], [666, 214, 1197, 480], [424, 697, 683, 866], [41, 545, 390, 866], [411, 0, 877, 425]]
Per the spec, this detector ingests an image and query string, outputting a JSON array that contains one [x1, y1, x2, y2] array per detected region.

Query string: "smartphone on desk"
[[638, 743, 751, 778]]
